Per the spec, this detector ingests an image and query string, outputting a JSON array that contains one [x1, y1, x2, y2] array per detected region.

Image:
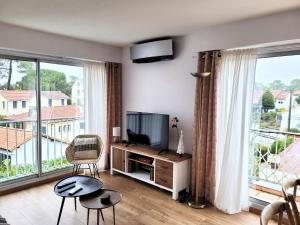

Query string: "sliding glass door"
[[39, 62, 84, 173], [0, 57, 38, 182], [0, 56, 84, 183]]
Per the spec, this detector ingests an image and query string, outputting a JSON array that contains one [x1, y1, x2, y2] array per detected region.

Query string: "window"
[[48, 99, 52, 107], [0, 58, 37, 183], [249, 53, 300, 203], [22, 101, 26, 108], [41, 126, 46, 134], [13, 101, 17, 109], [0, 55, 84, 184]]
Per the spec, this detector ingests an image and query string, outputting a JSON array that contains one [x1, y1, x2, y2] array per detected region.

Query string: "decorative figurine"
[[176, 130, 185, 157]]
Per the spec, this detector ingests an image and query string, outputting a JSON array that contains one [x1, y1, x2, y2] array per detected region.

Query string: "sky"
[[6, 61, 83, 85], [255, 54, 300, 85]]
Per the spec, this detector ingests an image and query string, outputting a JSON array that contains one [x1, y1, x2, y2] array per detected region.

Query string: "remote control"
[[57, 181, 76, 189], [68, 185, 83, 195], [58, 184, 76, 194]]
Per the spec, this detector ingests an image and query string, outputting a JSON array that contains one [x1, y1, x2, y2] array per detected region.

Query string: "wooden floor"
[[0, 171, 260, 225]]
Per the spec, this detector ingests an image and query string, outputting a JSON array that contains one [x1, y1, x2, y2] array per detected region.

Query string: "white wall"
[[0, 22, 122, 63], [122, 9, 300, 153]]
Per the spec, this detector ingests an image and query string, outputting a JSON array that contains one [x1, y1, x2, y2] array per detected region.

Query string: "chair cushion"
[[73, 137, 98, 160]]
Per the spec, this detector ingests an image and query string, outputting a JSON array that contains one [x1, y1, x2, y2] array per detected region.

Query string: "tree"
[[289, 79, 300, 91], [296, 95, 300, 105], [0, 59, 13, 90], [262, 90, 275, 112], [16, 62, 72, 97], [268, 80, 286, 90]]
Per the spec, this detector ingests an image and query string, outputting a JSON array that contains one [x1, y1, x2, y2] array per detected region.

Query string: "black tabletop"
[[54, 175, 103, 198], [79, 189, 122, 209]]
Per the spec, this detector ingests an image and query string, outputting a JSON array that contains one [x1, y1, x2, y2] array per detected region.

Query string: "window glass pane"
[[0, 59, 38, 182], [249, 54, 300, 201], [40, 62, 84, 172]]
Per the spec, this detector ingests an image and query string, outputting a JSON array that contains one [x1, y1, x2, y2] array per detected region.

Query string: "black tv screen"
[[126, 111, 169, 150]]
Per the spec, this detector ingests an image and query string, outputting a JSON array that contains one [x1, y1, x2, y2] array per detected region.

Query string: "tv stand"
[[158, 148, 169, 155], [110, 143, 192, 200]]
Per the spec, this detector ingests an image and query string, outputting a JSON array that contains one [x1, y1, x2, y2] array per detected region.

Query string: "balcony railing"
[[0, 117, 84, 182], [249, 128, 300, 187]]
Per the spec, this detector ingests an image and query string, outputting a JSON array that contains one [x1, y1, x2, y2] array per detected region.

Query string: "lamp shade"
[[112, 127, 120, 137]]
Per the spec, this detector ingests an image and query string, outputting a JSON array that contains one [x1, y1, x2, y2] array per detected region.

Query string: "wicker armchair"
[[66, 134, 103, 178], [260, 201, 295, 225], [282, 178, 300, 225]]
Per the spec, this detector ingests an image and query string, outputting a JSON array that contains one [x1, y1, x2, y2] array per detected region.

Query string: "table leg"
[[113, 205, 115, 225], [74, 197, 77, 211], [88, 164, 93, 177], [57, 197, 65, 225], [97, 209, 99, 225], [87, 209, 89, 225], [100, 209, 104, 221]]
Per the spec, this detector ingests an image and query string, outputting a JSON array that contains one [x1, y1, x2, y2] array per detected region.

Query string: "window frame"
[[22, 100, 26, 108], [250, 48, 300, 209], [12, 101, 17, 109], [0, 52, 85, 188]]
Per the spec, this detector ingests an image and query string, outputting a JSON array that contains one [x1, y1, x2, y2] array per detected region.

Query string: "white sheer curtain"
[[215, 49, 258, 214], [84, 62, 107, 170]]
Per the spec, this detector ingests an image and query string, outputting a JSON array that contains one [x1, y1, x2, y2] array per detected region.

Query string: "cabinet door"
[[155, 160, 173, 189], [112, 148, 125, 172]]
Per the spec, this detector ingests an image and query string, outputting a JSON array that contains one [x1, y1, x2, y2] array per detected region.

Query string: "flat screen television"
[[126, 111, 169, 151]]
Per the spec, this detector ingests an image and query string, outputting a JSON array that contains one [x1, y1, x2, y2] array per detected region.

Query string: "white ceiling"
[[0, 0, 299, 46]]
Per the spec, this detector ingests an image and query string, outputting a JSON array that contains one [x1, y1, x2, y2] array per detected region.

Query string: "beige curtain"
[[105, 62, 122, 169], [191, 50, 220, 204]]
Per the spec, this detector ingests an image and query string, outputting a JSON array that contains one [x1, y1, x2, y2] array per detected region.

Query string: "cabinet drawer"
[[155, 173, 173, 189], [155, 160, 173, 189], [156, 160, 173, 174]]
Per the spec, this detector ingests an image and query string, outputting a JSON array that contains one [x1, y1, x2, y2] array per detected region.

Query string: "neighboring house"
[[252, 89, 300, 112], [5, 105, 84, 143], [0, 127, 68, 166], [280, 105, 300, 131], [71, 80, 84, 105], [0, 90, 70, 116], [271, 90, 290, 110]]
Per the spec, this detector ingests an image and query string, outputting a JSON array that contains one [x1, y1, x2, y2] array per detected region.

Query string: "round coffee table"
[[80, 189, 122, 225], [54, 175, 103, 225]]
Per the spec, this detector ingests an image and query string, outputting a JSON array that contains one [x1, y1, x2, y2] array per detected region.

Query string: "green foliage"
[[270, 136, 294, 154], [16, 62, 72, 97], [289, 79, 300, 91], [262, 90, 275, 112], [289, 128, 300, 134], [260, 112, 278, 129], [268, 80, 286, 90], [0, 157, 70, 180], [296, 95, 300, 104], [276, 107, 286, 113]]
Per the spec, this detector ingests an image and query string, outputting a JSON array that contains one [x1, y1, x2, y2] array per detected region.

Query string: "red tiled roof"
[[0, 127, 32, 152], [0, 90, 35, 101], [0, 90, 69, 101], [271, 90, 289, 100], [294, 90, 300, 95], [5, 105, 82, 121], [252, 89, 289, 104], [41, 91, 70, 100]]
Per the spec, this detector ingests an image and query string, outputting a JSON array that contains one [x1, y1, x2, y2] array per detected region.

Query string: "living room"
[[0, 1, 300, 225]]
